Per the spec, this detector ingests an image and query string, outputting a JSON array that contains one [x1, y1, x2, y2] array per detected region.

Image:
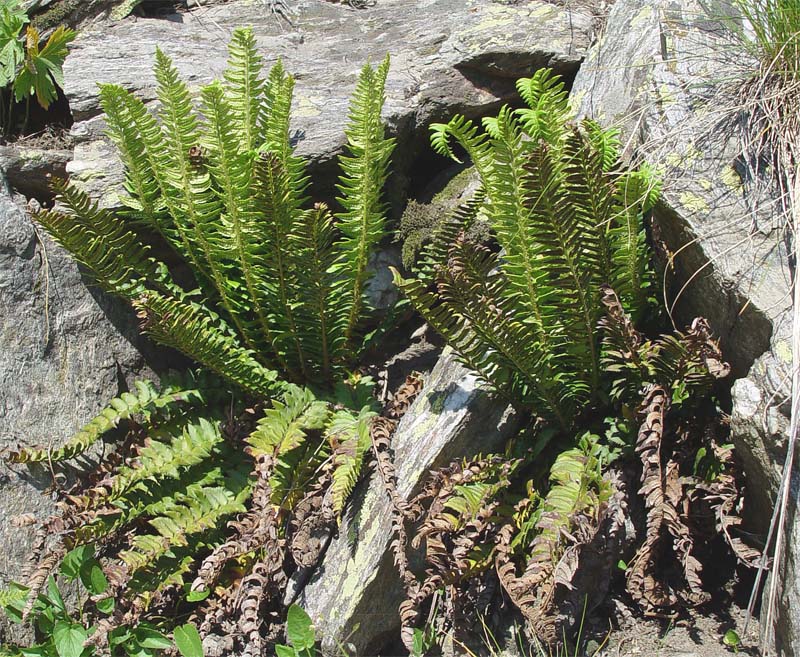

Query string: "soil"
[[4, 124, 74, 150], [575, 569, 763, 657], [589, 600, 759, 657]]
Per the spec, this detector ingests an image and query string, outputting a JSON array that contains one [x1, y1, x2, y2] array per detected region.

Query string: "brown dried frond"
[[627, 386, 709, 613], [289, 462, 335, 568], [192, 454, 278, 593]]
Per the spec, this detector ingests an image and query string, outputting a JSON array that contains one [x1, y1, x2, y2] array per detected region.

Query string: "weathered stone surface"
[[570, 0, 793, 652], [0, 177, 164, 640], [296, 349, 521, 655], [0, 145, 71, 200], [62, 0, 593, 206], [572, 0, 789, 378]]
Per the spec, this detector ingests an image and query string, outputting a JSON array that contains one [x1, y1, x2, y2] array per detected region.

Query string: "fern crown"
[[38, 27, 395, 395], [397, 69, 660, 428]]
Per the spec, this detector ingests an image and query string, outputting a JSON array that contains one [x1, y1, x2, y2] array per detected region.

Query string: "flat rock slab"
[[62, 0, 594, 206], [297, 349, 521, 655]]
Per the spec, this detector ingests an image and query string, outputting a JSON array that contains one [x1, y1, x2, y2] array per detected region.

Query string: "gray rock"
[[570, 0, 793, 651], [0, 145, 71, 200], [0, 177, 163, 640], [297, 349, 521, 656], [62, 0, 593, 205]]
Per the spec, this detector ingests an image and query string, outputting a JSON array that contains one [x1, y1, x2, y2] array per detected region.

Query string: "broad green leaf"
[[79, 559, 108, 595], [13, 25, 76, 108], [286, 605, 314, 651], [19, 648, 47, 657], [275, 646, 296, 657], [96, 596, 114, 615], [133, 626, 172, 650], [53, 621, 88, 657], [60, 545, 94, 581], [0, 0, 27, 87], [173, 624, 202, 657], [108, 627, 133, 647], [45, 576, 66, 614], [185, 587, 209, 603]]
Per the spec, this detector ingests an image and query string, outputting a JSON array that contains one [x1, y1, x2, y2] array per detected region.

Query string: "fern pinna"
[[2, 27, 400, 650], [395, 69, 658, 429]]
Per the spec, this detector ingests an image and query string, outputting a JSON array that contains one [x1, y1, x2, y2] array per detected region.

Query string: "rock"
[[0, 176, 169, 640], [0, 145, 72, 201], [61, 0, 594, 205], [570, 0, 793, 651], [296, 349, 521, 655], [366, 246, 402, 311]]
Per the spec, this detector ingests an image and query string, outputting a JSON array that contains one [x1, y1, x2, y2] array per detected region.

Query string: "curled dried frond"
[[627, 386, 707, 613]]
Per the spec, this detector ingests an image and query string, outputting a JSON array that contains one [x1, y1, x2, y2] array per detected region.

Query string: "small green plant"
[[723, 629, 741, 653], [276, 605, 317, 657], [0, 0, 74, 135], [0, 545, 199, 657]]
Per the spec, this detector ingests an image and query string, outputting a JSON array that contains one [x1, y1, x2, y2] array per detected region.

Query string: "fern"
[[120, 485, 249, 574], [396, 68, 659, 428], [331, 55, 395, 353], [2, 380, 203, 464], [40, 28, 394, 395], [328, 405, 378, 515]]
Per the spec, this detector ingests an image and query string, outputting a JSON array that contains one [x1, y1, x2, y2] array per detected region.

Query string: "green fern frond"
[[0, 584, 28, 609], [411, 188, 487, 284], [291, 203, 339, 381], [120, 485, 248, 573], [608, 164, 659, 320], [485, 104, 551, 344], [152, 49, 259, 345], [223, 27, 265, 153], [514, 68, 571, 146], [261, 60, 309, 213], [430, 113, 493, 181], [2, 380, 203, 464], [247, 388, 331, 511], [200, 80, 278, 360], [34, 179, 175, 299], [100, 84, 212, 283], [99, 84, 168, 231], [329, 405, 377, 515], [526, 437, 606, 566], [332, 54, 395, 356], [250, 151, 308, 379], [133, 291, 286, 400], [246, 387, 330, 458]]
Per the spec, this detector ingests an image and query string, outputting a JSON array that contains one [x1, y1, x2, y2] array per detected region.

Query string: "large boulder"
[[297, 349, 521, 655], [0, 178, 166, 640], [62, 0, 595, 207], [570, 0, 793, 652]]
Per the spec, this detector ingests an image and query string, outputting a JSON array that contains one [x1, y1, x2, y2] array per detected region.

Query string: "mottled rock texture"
[[570, 0, 793, 652], [0, 177, 163, 640], [61, 0, 593, 208], [297, 349, 520, 655]]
